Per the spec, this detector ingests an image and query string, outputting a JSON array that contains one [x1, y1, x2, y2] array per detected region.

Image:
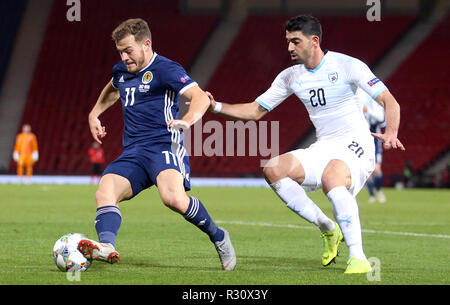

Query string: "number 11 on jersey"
[[124, 87, 136, 107]]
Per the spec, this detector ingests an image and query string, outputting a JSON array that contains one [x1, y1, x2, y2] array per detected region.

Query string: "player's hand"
[[167, 119, 190, 131], [205, 91, 217, 112], [32, 151, 39, 162], [13, 151, 19, 162], [372, 132, 405, 151], [89, 116, 107, 144]]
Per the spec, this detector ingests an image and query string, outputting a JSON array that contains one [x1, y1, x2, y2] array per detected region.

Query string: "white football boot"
[[376, 190, 387, 203], [214, 228, 236, 271], [78, 238, 120, 264]]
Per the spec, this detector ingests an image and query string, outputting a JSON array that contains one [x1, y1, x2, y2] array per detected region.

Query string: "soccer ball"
[[52, 233, 91, 272]]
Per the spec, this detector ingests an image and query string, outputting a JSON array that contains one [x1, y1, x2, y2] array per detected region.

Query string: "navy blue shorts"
[[103, 142, 191, 197]]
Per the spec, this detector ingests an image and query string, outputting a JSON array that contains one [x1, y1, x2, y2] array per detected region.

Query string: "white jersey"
[[256, 51, 388, 141]]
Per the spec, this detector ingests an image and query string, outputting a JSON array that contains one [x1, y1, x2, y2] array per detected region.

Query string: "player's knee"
[[95, 188, 118, 208], [263, 156, 289, 183], [161, 193, 190, 213], [321, 160, 351, 193], [263, 165, 285, 184]]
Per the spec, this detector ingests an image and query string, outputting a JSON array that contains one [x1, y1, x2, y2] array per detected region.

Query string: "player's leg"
[[322, 159, 371, 273], [373, 163, 386, 203], [373, 139, 386, 203], [25, 158, 33, 181], [157, 169, 225, 242], [263, 152, 342, 266], [17, 157, 24, 180], [94, 173, 132, 244], [263, 153, 335, 232], [156, 169, 236, 270], [366, 173, 376, 203], [78, 173, 132, 263]]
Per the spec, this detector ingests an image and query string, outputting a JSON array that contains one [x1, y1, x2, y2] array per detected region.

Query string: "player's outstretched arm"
[[88, 80, 120, 144], [205, 91, 268, 121], [372, 90, 405, 151]]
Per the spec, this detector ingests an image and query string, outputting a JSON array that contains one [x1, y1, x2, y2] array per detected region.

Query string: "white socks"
[[326, 186, 366, 260], [270, 178, 367, 260], [270, 178, 335, 232]]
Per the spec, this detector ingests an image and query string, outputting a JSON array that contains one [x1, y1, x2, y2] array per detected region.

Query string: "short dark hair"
[[285, 15, 322, 43], [112, 18, 152, 43]]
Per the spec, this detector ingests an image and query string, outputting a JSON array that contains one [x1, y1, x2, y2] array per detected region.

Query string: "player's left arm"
[[167, 85, 210, 130], [372, 90, 405, 151]]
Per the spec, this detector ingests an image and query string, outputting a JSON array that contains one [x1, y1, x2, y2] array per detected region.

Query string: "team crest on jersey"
[[328, 72, 338, 83], [142, 71, 153, 84]]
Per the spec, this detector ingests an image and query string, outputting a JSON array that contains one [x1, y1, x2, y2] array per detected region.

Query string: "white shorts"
[[289, 135, 375, 196]]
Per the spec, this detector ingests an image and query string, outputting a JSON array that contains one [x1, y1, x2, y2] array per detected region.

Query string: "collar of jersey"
[[305, 55, 325, 73], [138, 52, 158, 73]]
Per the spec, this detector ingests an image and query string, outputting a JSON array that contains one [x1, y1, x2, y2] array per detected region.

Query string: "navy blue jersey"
[[111, 53, 197, 148]]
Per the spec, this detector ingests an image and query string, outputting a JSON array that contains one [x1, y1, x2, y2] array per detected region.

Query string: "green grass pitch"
[[0, 183, 449, 285]]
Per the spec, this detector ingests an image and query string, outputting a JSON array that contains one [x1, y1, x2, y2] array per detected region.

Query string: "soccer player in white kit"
[[206, 15, 405, 273]]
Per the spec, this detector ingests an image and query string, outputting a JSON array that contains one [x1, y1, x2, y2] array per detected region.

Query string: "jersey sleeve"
[[347, 58, 388, 100], [111, 64, 120, 89], [255, 68, 293, 111], [164, 61, 198, 96]]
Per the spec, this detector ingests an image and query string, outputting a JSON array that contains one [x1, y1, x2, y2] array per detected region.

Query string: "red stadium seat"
[[383, 15, 450, 182]]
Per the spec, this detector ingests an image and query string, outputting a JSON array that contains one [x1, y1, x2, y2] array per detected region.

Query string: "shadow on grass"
[[119, 254, 346, 273]]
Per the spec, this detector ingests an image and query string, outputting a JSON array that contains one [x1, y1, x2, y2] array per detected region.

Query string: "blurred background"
[[0, 0, 448, 188]]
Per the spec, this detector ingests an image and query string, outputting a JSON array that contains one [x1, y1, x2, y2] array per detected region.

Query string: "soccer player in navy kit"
[[79, 18, 236, 271]]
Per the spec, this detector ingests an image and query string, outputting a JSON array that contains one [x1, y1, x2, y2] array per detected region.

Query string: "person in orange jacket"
[[13, 124, 39, 181]]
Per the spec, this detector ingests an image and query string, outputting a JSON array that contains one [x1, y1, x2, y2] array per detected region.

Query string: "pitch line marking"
[[216, 220, 450, 239]]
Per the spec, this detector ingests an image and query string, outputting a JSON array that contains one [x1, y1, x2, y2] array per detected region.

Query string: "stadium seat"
[[382, 14, 450, 183]]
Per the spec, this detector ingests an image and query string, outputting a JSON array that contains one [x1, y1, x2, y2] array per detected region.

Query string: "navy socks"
[[95, 206, 122, 247], [373, 174, 383, 191], [184, 196, 224, 243], [94, 197, 224, 247]]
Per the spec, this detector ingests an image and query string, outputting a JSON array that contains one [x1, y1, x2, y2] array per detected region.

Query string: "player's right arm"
[[348, 57, 404, 151], [206, 92, 268, 121], [88, 80, 120, 144], [205, 68, 292, 121]]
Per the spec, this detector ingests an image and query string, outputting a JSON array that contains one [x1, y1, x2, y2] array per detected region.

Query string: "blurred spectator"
[[403, 159, 413, 188], [13, 124, 39, 183], [442, 162, 450, 188], [88, 142, 105, 184]]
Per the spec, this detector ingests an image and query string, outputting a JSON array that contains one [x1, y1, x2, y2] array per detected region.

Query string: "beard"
[[290, 53, 303, 65], [126, 49, 146, 73], [290, 51, 312, 65]]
